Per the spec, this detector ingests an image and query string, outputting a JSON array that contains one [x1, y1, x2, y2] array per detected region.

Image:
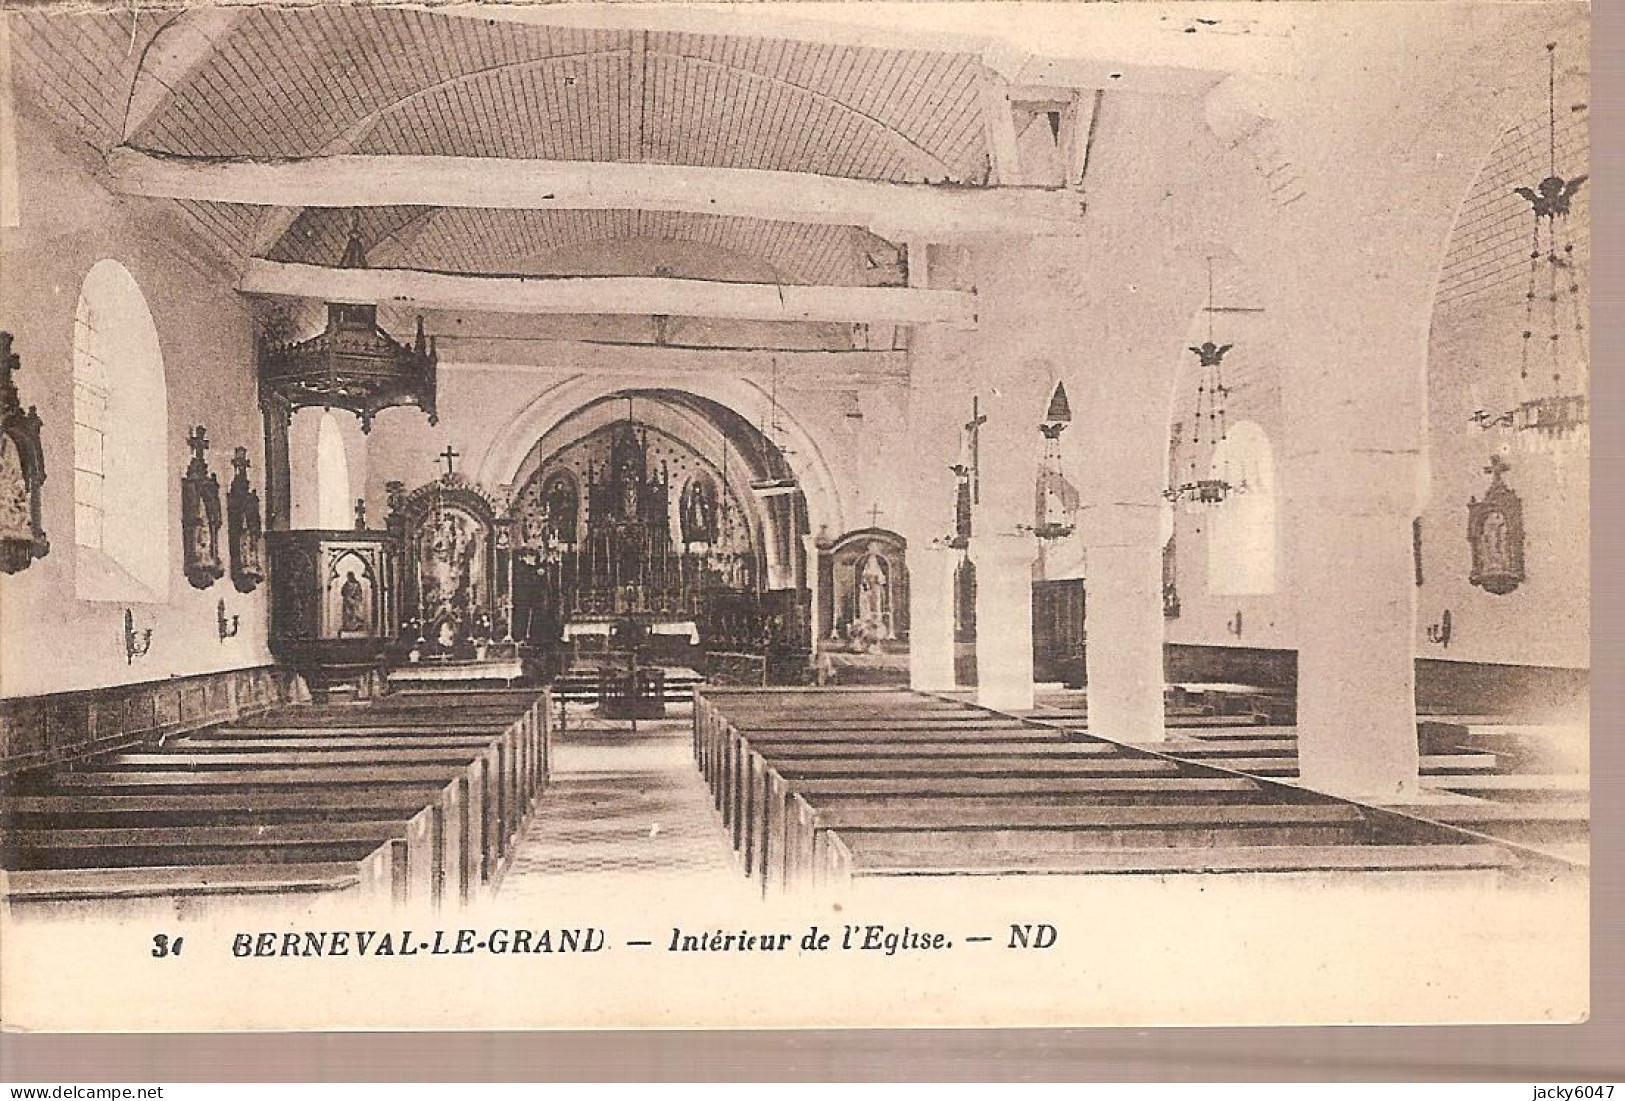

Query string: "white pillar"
[[802, 533, 824, 649], [1079, 504, 1167, 742], [1287, 451, 1422, 798], [969, 532, 1037, 711], [907, 541, 958, 691]]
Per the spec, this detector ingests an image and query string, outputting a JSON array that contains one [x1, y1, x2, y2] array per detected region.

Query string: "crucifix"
[[186, 425, 210, 465], [964, 395, 988, 505], [438, 444, 460, 478], [354, 497, 368, 531], [867, 503, 885, 529]]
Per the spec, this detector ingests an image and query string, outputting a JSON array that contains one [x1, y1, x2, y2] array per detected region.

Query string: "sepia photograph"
[[0, 0, 1594, 1035]]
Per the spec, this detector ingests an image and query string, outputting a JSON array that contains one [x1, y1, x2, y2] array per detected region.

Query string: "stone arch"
[[476, 373, 847, 536]]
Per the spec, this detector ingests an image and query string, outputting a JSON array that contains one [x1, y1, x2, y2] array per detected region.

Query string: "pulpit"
[[267, 529, 400, 697]]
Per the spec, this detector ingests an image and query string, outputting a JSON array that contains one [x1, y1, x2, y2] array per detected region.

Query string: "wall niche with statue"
[[1467, 454, 1527, 597], [0, 332, 49, 575]]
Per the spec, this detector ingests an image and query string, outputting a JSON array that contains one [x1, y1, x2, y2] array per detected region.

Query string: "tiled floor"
[[497, 706, 751, 900]]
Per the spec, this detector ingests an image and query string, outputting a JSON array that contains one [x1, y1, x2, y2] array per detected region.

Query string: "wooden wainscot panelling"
[[1, 665, 306, 774]]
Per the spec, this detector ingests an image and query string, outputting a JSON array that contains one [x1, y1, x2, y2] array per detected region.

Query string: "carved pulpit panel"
[[267, 530, 400, 668], [325, 546, 386, 638], [0, 332, 49, 575], [181, 426, 225, 589]]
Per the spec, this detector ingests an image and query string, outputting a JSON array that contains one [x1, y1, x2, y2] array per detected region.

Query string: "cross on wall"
[[438, 445, 460, 478]]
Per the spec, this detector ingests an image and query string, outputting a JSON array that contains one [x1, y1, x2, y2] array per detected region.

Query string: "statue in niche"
[[0, 437, 30, 541], [339, 569, 368, 634], [1467, 454, 1526, 596], [180, 426, 225, 589], [852, 543, 893, 651], [541, 471, 578, 544], [421, 509, 477, 636], [680, 474, 719, 544], [227, 447, 265, 594], [0, 332, 49, 575]]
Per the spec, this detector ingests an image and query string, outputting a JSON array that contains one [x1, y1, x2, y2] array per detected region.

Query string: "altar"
[[386, 654, 525, 688], [562, 619, 701, 645]]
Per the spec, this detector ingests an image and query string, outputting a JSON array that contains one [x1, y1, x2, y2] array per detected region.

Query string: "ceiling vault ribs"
[[226, 40, 972, 258], [651, 50, 959, 180], [121, 8, 248, 143], [246, 48, 630, 257]]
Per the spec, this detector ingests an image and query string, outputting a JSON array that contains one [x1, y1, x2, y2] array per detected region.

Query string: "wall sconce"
[[1226, 609, 1244, 638], [217, 598, 240, 642], [123, 608, 153, 664], [1427, 609, 1453, 649]]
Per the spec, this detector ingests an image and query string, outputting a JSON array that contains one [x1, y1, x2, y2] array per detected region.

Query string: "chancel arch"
[[478, 373, 848, 538], [499, 388, 814, 667]]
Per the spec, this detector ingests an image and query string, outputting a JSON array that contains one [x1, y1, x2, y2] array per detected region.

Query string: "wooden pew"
[[694, 688, 1533, 896], [828, 839, 1519, 879], [32, 764, 485, 903], [206, 690, 551, 859], [101, 744, 512, 875], [1, 814, 435, 908], [7, 789, 467, 904], [231, 691, 549, 806], [2, 857, 398, 920], [2, 691, 551, 916]]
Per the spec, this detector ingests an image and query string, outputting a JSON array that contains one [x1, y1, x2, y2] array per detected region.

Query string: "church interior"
[[0, 3, 1591, 928]]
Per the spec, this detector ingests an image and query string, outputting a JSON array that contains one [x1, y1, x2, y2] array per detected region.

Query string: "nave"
[[0, 6, 1590, 1034], [1, 671, 1585, 920]]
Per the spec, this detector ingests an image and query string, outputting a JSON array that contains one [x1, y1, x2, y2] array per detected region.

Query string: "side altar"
[[384, 469, 524, 685]]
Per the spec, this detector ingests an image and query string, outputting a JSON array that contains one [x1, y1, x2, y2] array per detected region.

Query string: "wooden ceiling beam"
[[107, 147, 1085, 240], [438, 343, 909, 389], [238, 260, 977, 327]]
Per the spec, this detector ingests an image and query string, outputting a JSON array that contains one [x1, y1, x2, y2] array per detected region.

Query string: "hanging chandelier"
[[750, 356, 801, 496], [257, 212, 438, 434], [1470, 42, 1588, 456], [1165, 258, 1235, 514]]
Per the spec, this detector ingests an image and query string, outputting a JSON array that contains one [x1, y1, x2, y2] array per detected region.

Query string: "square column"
[[1287, 453, 1423, 799], [906, 541, 959, 691], [802, 533, 825, 648], [968, 533, 1037, 711], [1078, 503, 1167, 742]]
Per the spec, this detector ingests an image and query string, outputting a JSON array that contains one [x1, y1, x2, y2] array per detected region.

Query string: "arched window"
[[315, 411, 351, 529], [73, 259, 168, 601], [1206, 420, 1277, 596]]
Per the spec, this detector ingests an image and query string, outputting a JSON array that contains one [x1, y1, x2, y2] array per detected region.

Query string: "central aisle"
[[496, 706, 755, 902]]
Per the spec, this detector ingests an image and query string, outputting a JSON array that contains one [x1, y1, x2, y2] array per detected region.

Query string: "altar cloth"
[[562, 620, 701, 645]]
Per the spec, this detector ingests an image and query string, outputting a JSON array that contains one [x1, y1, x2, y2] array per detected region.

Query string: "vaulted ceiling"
[[7, 6, 986, 284]]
